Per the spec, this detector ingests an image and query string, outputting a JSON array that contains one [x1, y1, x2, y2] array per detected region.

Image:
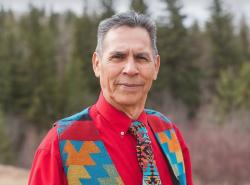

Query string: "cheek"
[[142, 68, 156, 81], [141, 69, 156, 90], [100, 66, 118, 89], [100, 72, 110, 89]]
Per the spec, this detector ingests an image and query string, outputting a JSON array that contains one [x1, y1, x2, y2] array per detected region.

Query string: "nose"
[[122, 57, 139, 76]]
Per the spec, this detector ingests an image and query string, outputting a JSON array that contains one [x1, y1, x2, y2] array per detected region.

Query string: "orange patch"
[[64, 141, 100, 166], [158, 130, 181, 153]]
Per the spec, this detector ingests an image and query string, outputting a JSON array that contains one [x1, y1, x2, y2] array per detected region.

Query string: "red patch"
[[147, 115, 173, 133], [60, 121, 100, 141]]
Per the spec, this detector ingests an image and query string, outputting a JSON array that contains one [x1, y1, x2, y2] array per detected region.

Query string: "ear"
[[153, 55, 160, 80], [92, 52, 101, 78]]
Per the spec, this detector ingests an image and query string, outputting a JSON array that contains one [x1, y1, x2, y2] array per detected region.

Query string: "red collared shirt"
[[28, 94, 193, 185]]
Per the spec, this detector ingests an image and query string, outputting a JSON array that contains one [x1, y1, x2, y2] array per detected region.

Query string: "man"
[[28, 11, 193, 185]]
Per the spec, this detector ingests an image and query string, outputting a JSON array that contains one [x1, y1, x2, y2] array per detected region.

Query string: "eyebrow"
[[109, 51, 150, 57], [134, 52, 150, 59], [108, 51, 152, 61], [109, 51, 127, 56]]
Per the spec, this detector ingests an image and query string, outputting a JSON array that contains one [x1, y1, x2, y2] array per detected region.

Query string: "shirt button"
[[120, 131, 125, 136]]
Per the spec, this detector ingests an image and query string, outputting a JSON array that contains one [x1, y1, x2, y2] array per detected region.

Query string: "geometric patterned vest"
[[56, 107, 187, 185]]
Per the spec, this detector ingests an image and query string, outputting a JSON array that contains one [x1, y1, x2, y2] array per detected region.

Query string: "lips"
[[117, 83, 144, 87]]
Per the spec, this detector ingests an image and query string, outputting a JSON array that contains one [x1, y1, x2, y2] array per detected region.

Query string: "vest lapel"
[[57, 107, 124, 185], [146, 109, 187, 185], [59, 139, 124, 185]]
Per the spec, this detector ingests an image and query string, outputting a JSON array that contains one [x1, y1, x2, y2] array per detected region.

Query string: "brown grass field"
[[0, 165, 28, 185]]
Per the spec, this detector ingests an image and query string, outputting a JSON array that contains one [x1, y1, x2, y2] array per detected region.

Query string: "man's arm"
[[28, 126, 67, 185]]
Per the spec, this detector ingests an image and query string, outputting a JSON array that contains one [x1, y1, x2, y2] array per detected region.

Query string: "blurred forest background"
[[0, 0, 250, 184]]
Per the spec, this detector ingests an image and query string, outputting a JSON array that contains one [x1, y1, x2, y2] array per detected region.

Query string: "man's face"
[[92, 26, 160, 109]]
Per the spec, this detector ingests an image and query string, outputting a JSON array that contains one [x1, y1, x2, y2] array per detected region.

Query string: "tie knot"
[[128, 121, 148, 140]]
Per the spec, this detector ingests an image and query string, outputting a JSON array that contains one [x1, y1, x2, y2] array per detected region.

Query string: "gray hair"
[[96, 11, 158, 56]]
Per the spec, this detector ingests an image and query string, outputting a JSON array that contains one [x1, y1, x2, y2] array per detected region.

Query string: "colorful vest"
[[56, 107, 187, 185]]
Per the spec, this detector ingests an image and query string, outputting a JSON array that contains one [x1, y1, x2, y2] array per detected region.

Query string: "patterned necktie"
[[129, 121, 162, 185]]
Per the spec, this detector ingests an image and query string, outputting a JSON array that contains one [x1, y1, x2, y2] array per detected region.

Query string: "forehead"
[[102, 26, 152, 54]]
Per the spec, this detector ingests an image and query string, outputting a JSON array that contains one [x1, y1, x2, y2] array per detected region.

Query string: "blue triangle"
[[70, 140, 84, 152]]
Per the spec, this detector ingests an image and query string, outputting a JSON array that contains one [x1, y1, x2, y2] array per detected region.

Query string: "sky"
[[0, 0, 250, 27]]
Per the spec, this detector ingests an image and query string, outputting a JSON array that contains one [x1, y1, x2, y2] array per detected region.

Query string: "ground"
[[0, 164, 28, 185]]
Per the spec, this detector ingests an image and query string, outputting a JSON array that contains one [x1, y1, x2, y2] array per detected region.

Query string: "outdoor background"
[[0, 0, 250, 184]]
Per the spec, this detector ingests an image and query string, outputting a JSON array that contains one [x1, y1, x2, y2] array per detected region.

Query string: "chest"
[[57, 109, 186, 185]]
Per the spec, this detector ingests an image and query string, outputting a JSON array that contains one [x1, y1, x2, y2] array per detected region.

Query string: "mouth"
[[117, 83, 144, 87], [115, 83, 144, 92], [117, 83, 143, 93]]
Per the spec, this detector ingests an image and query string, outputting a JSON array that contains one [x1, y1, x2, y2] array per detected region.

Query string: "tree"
[[64, 58, 91, 114], [205, 0, 249, 116], [17, 6, 58, 128], [0, 9, 22, 112], [130, 0, 148, 14], [71, 13, 99, 96], [216, 62, 250, 113], [0, 106, 13, 164], [70, 0, 117, 100], [0, 9, 12, 108], [100, 0, 115, 18], [238, 16, 250, 61], [206, 0, 242, 89], [155, 0, 201, 117]]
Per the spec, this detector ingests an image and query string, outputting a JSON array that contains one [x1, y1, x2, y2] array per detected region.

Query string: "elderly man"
[[28, 11, 193, 185]]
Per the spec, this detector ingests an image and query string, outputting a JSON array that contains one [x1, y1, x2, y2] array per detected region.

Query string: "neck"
[[104, 96, 146, 120], [118, 103, 144, 120]]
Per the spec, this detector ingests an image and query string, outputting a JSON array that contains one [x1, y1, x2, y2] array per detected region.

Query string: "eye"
[[139, 56, 147, 61], [113, 54, 124, 59], [136, 55, 150, 62], [109, 53, 126, 61]]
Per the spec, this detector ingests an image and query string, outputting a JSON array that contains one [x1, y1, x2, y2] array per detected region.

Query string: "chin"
[[114, 94, 143, 106]]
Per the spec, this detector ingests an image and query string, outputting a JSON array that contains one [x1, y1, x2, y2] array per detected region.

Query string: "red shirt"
[[28, 94, 193, 185]]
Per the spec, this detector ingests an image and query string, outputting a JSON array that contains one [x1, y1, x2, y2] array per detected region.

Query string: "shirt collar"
[[95, 92, 148, 134]]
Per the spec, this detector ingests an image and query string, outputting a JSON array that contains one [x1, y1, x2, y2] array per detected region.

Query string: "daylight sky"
[[0, 0, 250, 26]]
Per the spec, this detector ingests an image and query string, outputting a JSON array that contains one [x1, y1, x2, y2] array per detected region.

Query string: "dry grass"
[[0, 164, 28, 185], [182, 124, 250, 185]]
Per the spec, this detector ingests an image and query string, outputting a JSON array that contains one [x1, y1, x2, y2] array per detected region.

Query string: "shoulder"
[[56, 107, 91, 128], [145, 108, 172, 124], [145, 108, 176, 132], [36, 107, 91, 151], [55, 106, 99, 140], [145, 108, 189, 148], [31, 126, 61, 167], [38, 126, 58, 151], [29, 126, 67, 185], [55, 107, 91, 135]]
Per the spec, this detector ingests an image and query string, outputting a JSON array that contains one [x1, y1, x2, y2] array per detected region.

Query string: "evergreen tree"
[[17, 7, 58, 128], [65, 5, 102, 113], [68, 0, 116, 108], [71, 13, 99, 97], [0, 106, 13, 164], [0, 10, 21, 111], [49, 12, 59, 35], [100, 0, 115, 18], [0, 9, 11, 108], [0, 9, 14, 158], [238, 16, 250, 61], [207, 0, 250, 114], [47, 12, 71, 119], [235, 62, 250, 108], [206, 0, 241, 87], [216, 62, 250, 113], [130, 0, 148, 14], [64, 57, 91, 114], [156, 0, 201, 117]]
